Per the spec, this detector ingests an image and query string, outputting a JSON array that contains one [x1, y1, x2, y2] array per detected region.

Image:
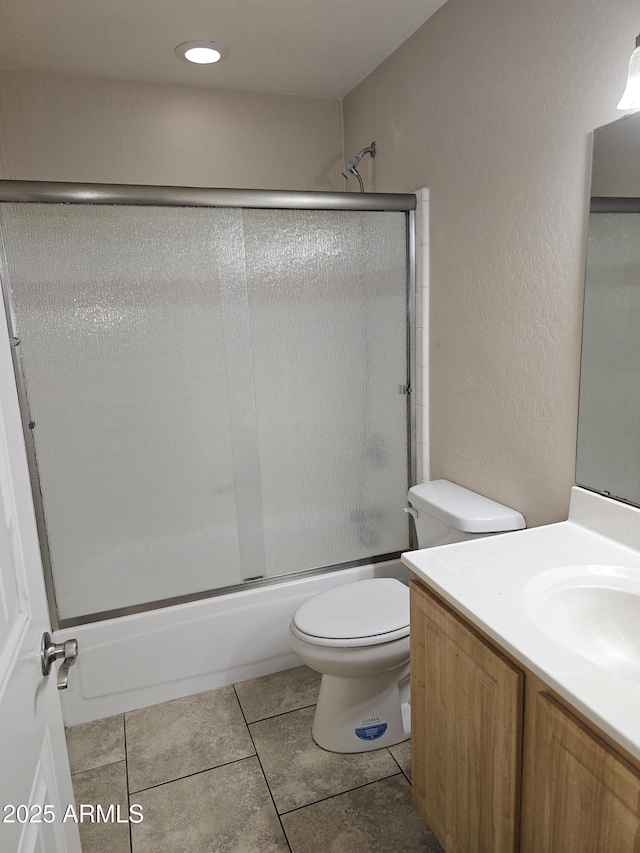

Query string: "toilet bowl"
[[289, 480, 526, 753], [289, 577, 410, 753]]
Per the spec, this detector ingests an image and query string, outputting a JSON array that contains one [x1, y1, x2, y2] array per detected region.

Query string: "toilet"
[[289, 479, 525, 753]]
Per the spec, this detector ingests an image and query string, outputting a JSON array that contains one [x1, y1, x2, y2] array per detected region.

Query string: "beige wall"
[[2, 1, 637, 527], [0, 69, 343, 190], [344, 0, 638, 527]]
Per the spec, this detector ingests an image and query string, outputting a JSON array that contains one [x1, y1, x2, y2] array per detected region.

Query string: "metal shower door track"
[[0, 180, 416, 211]]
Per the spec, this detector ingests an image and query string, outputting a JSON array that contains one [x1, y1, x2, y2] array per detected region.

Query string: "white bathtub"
[[56, 558, 408, 725]]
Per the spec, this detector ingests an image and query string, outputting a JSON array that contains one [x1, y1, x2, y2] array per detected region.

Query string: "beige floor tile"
[[389, 739, 411, 780], [66, 715, 125, 775], [282, 774, 443, 853], [71, 761, 131, 853], [131, 756, 289, 853], [250, 706, 399, 813], [125, 686, 254, 792], [235, 665, 321, 723]]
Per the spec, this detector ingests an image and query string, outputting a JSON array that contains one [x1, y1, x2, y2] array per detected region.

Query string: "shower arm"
[[342, 142, 377, 193]]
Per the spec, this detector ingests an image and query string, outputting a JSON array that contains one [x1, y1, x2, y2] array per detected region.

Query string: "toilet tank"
[[407, 480, 526, 549]]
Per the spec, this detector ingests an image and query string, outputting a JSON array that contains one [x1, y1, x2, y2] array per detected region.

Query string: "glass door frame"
[[0, 180, 417, 629]]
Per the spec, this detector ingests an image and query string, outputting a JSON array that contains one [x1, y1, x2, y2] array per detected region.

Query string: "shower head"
[[342, 142, 377, 192], [343, 166, 364, 192]]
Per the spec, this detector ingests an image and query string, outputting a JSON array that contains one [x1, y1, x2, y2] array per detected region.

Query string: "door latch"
[[41, 632, 78, 690]]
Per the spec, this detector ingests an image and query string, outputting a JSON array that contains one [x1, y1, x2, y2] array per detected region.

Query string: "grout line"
[[70, 755, 125, 777], [123, 715, 134, 853], [278, 771, 403, 817], [234, 684, 293, 853], [387, 746, 412, 785], [245, 701, 318, 727], [127, 752, 258, 796], [398, 766, 412, 785]]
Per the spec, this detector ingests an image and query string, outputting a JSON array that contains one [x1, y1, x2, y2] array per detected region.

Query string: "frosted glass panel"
[[0, 202, 410, 622], [576, 213, 640, 502], [243, 210, 409, 574], [1, 203, 259, 618]]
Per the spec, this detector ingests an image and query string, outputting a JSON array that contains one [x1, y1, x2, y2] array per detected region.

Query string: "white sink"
[[524, 565, 640, 680], [404, 489, 640, 760]]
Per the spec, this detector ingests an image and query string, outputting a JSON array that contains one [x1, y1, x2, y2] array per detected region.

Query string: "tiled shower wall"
[[414, 188, 429, 484]]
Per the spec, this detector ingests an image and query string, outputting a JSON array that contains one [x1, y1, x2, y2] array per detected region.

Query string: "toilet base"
[[312, 666, 411, 753]]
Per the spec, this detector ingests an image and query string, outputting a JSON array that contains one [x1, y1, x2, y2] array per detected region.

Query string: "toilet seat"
[[291, 578, 409, 648]]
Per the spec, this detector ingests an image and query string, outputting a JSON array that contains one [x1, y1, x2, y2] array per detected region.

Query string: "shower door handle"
[[41, 632, 78, 690]]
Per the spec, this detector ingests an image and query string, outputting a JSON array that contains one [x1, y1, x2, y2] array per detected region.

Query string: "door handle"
[[40, 632, 78, 690]]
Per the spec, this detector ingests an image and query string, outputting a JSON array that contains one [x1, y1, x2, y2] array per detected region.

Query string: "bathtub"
[[56, 558, 408, 725]]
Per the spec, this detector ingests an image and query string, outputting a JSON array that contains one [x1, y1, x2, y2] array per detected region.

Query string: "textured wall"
[[343, 0, 638, 526], [0, 69, 343, 190]]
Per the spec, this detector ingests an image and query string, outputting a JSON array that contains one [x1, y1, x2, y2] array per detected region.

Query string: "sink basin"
[[524, 565, 640, 680]]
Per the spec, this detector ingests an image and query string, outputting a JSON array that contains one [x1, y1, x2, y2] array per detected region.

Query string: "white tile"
[[418, 287, 429, 330], [415, 328, 423, 365], [416, 206, 429, 248], [417, 404, 429, 440], [412, 187, 429, 485], [417, 326, 428, 369], [415, 287, 423, 326], [418, 442, 430, 482], [416, 368, 428, 409], [416, 243, 430, 282]]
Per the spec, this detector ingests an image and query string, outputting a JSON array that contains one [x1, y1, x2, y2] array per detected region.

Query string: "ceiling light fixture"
[[617, 33, 640, 111], [175, 41, 229, 65]]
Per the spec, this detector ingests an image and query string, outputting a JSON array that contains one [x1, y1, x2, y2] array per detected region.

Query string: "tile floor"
[[65, 665, 443, 853]]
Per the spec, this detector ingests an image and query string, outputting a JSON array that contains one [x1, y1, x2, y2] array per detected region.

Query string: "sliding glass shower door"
[[0, 195, 411, 624]]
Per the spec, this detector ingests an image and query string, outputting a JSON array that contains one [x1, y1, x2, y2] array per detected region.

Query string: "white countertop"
[[402, 487, 640, 761]]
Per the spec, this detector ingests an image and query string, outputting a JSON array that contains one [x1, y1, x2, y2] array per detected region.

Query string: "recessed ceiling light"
[[175, 41, 229, 65]]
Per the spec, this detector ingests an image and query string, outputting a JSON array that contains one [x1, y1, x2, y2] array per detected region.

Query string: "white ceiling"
[[0, 0, 447, 99]]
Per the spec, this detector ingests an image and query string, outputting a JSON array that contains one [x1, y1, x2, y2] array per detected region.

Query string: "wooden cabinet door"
[[521, 682, 640, 853], [410, 579, 523, 853]]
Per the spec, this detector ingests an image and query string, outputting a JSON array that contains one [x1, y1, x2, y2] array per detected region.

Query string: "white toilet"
[[289, 479, 525, 753]]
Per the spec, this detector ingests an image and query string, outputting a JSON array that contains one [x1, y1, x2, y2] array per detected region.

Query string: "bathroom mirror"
[[576, 110, 640, 505]]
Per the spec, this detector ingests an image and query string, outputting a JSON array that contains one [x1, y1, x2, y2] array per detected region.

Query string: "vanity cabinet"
[[521, 680, 640, 853], [410, 579, 523, 853], [410, 577, 640, 853]]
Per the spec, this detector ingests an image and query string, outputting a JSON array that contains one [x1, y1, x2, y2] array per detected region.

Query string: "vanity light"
[[617, 33, 640, 111], [175, 41, 229, 64]]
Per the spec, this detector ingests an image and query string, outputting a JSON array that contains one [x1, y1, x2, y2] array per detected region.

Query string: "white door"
[[0, 315, 81, 852]]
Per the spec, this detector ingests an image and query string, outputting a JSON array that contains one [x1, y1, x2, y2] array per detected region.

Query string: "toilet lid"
[[292, 578, 409, 641]]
